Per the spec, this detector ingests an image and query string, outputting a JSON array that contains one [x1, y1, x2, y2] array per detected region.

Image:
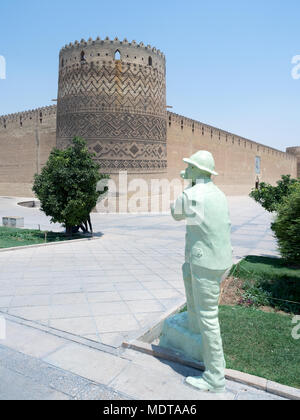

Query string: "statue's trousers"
[[182, 263, 227, 390]]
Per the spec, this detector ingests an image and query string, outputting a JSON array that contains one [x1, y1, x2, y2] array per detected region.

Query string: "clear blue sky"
[[0, 0, 299, 151]]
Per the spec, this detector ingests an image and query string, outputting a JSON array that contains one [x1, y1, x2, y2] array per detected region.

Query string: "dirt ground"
[[219, 277, 243, 306], [220, 276, 288, 315]]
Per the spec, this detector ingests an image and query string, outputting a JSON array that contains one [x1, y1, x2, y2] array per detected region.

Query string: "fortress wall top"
[[168, 111, 297, 162], [287, 146, 300, 155], [59, 37, 166, 74], [0, 105, 56, 131]]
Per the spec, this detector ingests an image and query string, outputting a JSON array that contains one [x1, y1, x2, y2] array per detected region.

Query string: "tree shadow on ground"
[[92, 232, 104, 238]]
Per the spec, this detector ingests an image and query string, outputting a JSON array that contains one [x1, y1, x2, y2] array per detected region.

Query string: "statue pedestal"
[[159, 312, 204, 363]]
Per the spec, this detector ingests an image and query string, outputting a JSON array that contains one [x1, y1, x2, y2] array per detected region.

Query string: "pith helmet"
[[183, 151, 218, 176]]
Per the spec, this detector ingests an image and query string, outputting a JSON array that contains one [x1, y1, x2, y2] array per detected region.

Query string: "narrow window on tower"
[[80, 51, 86, 62], [148, 56, 152, 66], [114, 50, 121, 61]]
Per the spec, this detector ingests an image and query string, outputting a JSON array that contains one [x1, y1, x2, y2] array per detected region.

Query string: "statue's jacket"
[[172, 181, 233, 271]]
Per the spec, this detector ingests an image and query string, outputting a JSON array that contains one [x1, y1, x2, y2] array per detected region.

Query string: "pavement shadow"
[[92, 232, 104, 238]]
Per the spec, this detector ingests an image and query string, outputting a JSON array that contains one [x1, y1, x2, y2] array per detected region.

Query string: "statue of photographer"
[[171, 151, 233, 393]]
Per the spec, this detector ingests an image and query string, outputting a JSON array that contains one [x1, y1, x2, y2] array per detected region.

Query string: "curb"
[[0, 310, 124, 358], [0, 236, 100, 253]]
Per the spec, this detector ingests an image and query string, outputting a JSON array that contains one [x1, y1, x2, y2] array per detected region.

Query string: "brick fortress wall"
[[0, 106, 56, 196], [167, 113, 297, 195]]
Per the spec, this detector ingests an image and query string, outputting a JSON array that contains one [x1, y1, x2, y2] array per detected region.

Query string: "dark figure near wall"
[[255, 177, 260, 190]]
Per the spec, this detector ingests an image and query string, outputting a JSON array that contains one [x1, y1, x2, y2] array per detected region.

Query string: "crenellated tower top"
[[59, 36, 166, 74]]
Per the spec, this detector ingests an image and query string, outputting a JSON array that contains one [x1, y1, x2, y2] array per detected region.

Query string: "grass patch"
[[219, 305, 300, 389], [0, 226, 83, 249], [231, 256, 300, 314]]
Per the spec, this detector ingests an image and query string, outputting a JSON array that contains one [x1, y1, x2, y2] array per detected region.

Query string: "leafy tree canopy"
[[33, 137, 109, 232], [271, 183, 300, 266], [250, 175, 299, 213]]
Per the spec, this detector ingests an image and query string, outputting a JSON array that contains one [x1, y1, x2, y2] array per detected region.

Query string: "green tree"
[[271, 183, 300, 266], [33, 137, 109, 235], [250, 175, 299, 213]]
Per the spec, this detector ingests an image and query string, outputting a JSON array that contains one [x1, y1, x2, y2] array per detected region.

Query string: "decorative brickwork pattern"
[[57, 112, 166, 141], [57, 64, 166, 117], [56, 37, 167, 174]]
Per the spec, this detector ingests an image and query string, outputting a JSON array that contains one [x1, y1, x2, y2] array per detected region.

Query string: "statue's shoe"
[[185, 377, 226, 394]]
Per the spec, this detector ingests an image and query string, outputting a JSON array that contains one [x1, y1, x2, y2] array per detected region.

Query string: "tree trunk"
[[66, 225, 73, 237], [87, 215, 93, 236]]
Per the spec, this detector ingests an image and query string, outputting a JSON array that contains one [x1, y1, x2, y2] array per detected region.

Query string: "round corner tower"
[[286, 146, 300, 178], [56, 36, 167, 176]]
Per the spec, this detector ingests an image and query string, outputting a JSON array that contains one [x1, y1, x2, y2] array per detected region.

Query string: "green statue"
[[170, 151, 233, 393]]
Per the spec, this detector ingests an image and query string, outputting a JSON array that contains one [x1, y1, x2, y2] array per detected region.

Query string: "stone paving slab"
[[43, 343, 130, 385], [0, 320, 67, 359]]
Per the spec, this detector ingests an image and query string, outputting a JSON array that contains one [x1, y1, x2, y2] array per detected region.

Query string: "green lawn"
[[0, 226, 83, 249], [219, 305, 300, 389]]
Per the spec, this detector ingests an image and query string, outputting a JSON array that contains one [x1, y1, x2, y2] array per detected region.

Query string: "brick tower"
[[56, 36, 167, 175], [287, 147, 300, 178]]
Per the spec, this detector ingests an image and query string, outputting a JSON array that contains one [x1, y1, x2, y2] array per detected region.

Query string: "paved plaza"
[[0, 195, 286, 400], [0, 196, 278, 347]]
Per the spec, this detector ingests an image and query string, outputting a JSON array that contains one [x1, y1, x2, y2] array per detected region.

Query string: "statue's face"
[[182, 165, 211, 185], [184, 165, 201, 183]]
